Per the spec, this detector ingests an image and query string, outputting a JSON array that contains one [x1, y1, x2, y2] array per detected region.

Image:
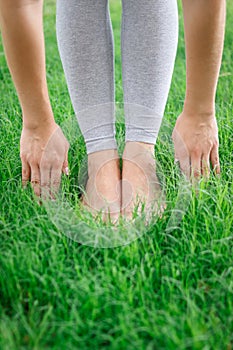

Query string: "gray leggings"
[[56, 0, 178, 154]]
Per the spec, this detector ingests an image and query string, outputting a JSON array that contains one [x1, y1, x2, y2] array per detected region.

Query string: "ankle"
[[88, 149, 119, 166], [125, 141, 154, 150], [88, 148, 119, 160], [87, 149, 120, 175], [123, 141, 155, 159]]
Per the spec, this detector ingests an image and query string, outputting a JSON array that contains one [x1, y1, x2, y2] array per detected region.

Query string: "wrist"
[[22, 104, 56, 130], [183, 100, 215, 118], [22, 113, 56, 131]]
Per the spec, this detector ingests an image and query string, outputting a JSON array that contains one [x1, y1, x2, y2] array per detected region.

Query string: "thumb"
[[62, 151, 69, 176]]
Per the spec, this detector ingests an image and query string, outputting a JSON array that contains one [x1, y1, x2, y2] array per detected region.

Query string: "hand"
[[20, 122, 70, 199], [172, 111, 220, 180]]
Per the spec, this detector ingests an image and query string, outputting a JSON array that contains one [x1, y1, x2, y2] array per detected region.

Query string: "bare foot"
[[121, 141, 165, 221], [81, 149, 121, 223]]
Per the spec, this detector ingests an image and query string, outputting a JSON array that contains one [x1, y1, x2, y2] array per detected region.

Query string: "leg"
[[56, 0, 120, 220], [121, 0, 178, 218], [56, 0, 117, 154]]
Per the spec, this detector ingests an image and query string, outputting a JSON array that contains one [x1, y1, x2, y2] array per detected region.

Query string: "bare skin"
[[172, 0, 226, 180], [20, 124, 69, 199], [0, 0, 226, 221], [81, 144, 162, 222], [0, 0, 69, 199], [121, 0, 226, 216], [121, 141, 164, 220], [81, 149, 121, 222]]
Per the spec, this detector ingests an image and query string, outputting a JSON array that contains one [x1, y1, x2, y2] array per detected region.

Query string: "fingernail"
[[64, 167, 69, 176]]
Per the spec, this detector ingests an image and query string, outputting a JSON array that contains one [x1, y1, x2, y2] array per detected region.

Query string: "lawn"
[[0, 0, 232, 349]]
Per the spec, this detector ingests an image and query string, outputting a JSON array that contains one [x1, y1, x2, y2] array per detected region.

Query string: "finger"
[[172, 128, 190, 179], [62, 151, 69, 176], [50, 166, 62, 199], [201, 153, 210, 178], [40, 162, 51, 200], [30, 163, 41, 197], [210, 145, 220, 175], [179, 156, 190, 179], [191, 152, 201, 180], [21, 160, 30, 188]]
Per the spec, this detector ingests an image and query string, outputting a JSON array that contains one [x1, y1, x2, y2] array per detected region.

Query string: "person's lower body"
[[56, 0, 178, 221]]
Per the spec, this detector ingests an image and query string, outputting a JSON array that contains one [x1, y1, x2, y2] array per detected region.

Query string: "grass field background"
[[0, 0, 232, 349]]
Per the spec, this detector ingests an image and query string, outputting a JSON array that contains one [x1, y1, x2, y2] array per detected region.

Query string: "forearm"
[[0, 0, 54, 128], [182, 0, 226, 116]]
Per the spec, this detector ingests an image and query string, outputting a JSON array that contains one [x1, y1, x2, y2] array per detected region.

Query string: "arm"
[[172, 0, 226, 179], [0, 0, 69, 198]]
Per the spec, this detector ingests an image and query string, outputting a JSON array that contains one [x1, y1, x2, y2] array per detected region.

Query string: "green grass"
[[0, 0, 233, 349]]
